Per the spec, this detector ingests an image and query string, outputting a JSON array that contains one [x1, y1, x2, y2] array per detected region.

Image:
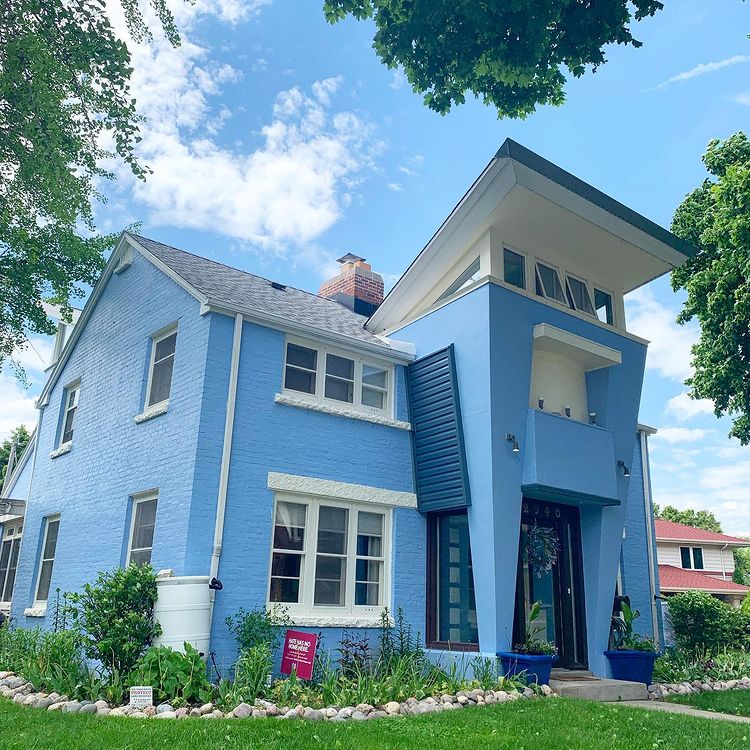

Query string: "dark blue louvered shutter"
[[407, 345, 471, 513]]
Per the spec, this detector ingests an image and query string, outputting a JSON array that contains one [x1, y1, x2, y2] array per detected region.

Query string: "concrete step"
[[549, 676, 648, 702]]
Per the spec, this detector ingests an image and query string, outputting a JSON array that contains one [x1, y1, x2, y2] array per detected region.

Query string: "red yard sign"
[[280, 629, 318, 680]]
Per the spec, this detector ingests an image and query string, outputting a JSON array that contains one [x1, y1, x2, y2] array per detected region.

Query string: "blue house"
[[2, 140, 688, 677]]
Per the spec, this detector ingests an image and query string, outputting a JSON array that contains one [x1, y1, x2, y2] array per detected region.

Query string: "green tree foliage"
[[0, 0, 180, 368], [654, 504, 723, 533], [323, 1, 663, 117], [0, 425, 31, 487], [671, 132, 750, 443]]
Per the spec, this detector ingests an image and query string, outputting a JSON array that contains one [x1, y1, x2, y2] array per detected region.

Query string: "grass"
[[1, 697, 749, 749], [667, 688, 750, 718]]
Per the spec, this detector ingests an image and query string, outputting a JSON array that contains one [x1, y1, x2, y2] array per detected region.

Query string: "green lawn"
[[1, 697, 748, 749], [667, 688, 750, 718]]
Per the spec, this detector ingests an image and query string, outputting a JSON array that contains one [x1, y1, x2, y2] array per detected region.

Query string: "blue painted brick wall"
[[11, 250, 211, 623]]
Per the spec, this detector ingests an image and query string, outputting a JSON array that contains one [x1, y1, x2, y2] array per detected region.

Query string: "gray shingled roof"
[[130, 234, 391, 349]]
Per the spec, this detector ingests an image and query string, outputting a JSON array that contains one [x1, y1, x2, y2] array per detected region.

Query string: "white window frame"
[[0, 523, 23, 605], [282, 337, 394, 418], [501, 245, 528, 291], [145, 324, 178, 409], [680, 545, 705, 570], [564, 272, 596, 317], [593, 285, 616, 327], [127, 491, 159, 566], [33, 515, 60, 606], [267, 493, 392, 619], [59, 380, 80, 447], [534, 260, 570, 307]]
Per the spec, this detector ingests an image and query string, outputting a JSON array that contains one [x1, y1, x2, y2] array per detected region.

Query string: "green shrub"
[[225, 605, 290, 656], [131, 643, 213, 705], [67, 563, 161, 675], [230, 644, 273, 704], [654, 646, 750, 683], [667, 591, 750, 653]]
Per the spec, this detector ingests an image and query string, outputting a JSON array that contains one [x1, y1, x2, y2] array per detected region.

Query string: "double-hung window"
[[268, 495, 389, 616], [0, 523, 23, 604], [60, 382, 79, 445], [282, 340, 392, 416], [680, 546, 704, 570], [128, 493, 158, 565], [34, 516, 60, 605], [146, 327, 177, 407]]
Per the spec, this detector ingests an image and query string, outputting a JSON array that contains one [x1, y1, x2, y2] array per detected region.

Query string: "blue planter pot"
[[604, 649, 659, 684], [497, 652, 558, 685]]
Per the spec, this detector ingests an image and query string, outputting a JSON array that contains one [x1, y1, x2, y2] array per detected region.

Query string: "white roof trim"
[[657, 536, 750, 548]]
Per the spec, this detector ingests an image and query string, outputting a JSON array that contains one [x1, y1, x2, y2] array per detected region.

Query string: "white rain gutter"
[[640, 429, 660, 650], [208, 313, 244, 615]]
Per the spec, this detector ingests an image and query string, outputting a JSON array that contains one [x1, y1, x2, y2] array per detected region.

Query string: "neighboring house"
[[655, 519, 750, 607], [2, 139, 694, 676]]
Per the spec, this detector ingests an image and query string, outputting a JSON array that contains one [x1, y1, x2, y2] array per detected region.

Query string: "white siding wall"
[[657, 542, 735, 576]]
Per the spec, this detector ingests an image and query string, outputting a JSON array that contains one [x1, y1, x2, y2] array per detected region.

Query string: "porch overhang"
[[521, 483, 620, 508]]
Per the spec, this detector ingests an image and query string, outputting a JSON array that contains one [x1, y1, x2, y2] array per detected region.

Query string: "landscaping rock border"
[[0, 671, 556, 721], [649, 676, 750, 700]]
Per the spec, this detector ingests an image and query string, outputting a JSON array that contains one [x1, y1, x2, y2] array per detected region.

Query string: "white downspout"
[[640, 429, 660, 650], [208, 313, 244, 622], [721, 542, 729, 581]]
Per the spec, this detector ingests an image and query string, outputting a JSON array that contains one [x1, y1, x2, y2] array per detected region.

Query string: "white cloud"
[[625, 287, 698, 381], [389, 70, 406, 90], [653, 54, 750, 90], [665, 391, 715, 421], [105, 2, 383, 264], [734, 92, 750, 106], [252, 58, 269, 72], [652, 426, 714, 444], [0, 375, 37, 441], [387, 183, 404, 192], [399, 154, 424, 176]]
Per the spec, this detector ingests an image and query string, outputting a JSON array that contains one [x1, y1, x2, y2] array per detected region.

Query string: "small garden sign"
[[280, 630, 318, 680], [129, 686, 153, 709]]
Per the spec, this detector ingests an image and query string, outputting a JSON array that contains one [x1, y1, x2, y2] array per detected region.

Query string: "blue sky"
[[4, 0, 750, 532]]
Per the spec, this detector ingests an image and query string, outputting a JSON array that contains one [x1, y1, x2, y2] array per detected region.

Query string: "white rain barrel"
[[153, 575, 211, 655]]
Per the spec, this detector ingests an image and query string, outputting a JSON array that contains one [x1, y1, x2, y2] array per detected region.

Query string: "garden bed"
[[649, 676, 750, 701], [0, 670, 554, 720]]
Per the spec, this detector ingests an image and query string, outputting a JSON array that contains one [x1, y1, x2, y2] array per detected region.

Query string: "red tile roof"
[[654, 519, 750, 546], [659, 564, 750, 593]]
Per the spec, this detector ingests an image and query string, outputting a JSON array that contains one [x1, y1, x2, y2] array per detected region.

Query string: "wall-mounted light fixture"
[[564, 405, 571, 418], [538, 397, 544, 410], [589, 412, 597, 426], [617, 460, 630, 478], [505, 433, 520, 453]]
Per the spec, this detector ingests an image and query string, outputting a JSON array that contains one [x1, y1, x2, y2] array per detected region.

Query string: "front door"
[[513, 499, 587, 670]]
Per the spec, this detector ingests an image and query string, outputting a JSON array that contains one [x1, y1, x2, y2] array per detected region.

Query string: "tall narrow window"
[[0, 523, 22, 603], [355, 511, 383, 606], [270, 501, 307, 604], [284, 343, 317, 395], [35, 516, 60, 604], [503, 249, 526, 290], [128, 495, 158, 565], [314, 506, 348, 606], [566, 276, 596, 316], [429, 512, 478, 647], [60, 383, 79, 444], [692, 547, 704, 570], [594, 289, 614, 325], [535, 262, 568, 306], [325, 354, 355, 404], [680, 546, 692, 569], [147, 328, 177, 407]]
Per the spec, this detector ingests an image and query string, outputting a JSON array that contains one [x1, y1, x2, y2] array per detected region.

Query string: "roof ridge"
[[655, 517, 749, 543], [128, 233, 368, 319]]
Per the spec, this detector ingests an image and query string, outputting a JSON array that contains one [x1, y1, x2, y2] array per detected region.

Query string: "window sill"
[[23, 606, 47, 618], [274, 393, 411, 430], [287, 613, 386, 628], [134, 400, 169, 424], [49, 441, 72, 459]]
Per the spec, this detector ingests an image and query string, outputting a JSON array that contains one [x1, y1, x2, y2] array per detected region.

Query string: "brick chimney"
[[319, 253, 384, 316]]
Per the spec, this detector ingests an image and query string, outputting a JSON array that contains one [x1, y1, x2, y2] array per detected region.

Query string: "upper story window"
[[128, 493, 158, 566], [60, 382, 79, 445], [535, 262, 568, 306], [503, 248, 526, 290], [595, 289, 614, 325], [147, 327, 177, 407], [566, 275, 595, 316], [283, 340, 392, 416], [437, 258, 481, 303], [34, 515, 60, 605], [680, 546, 704, 570], [0, 523, 22, 604], [268, 495, 389, 616]]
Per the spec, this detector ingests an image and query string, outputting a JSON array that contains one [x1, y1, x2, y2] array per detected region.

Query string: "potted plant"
[[498, 600, 558, 685], [604, 602, 658, 684]]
